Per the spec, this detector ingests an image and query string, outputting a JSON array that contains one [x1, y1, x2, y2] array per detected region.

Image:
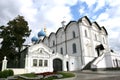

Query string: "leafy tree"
[[0, 15, 31, 68]]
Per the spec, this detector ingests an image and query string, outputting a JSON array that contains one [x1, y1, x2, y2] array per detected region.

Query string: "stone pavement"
[[58, 70, 120, 80]]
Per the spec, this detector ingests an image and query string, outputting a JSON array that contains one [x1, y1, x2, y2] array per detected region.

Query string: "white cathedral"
[[14, 16, 120, 74]]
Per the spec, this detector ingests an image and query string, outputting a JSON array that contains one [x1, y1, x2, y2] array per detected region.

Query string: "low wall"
[[8, 68, 27, 75]]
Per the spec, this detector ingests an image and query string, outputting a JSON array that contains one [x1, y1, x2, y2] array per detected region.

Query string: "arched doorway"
[[95, 44, 104, 57], [53, 58, 62, 72], [66, 61, 69, 71]]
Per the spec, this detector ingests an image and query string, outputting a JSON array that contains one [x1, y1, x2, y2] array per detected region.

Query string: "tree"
[[0, 15, 31, 68]]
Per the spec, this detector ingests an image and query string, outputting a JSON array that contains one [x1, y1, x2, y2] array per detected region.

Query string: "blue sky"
[[0, 0, 120, 53]]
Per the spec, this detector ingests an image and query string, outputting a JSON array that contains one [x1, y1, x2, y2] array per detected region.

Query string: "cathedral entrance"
[[95, 44, 104, 57], [53, 58, 62, 72]]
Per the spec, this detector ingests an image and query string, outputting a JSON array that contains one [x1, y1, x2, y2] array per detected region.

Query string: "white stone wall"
[[65, 22, 81, 56], [57, 43, 66, 55], [43, 37, 49, 46], [49, 33, 57, 53], [56, 28, 65, 44]]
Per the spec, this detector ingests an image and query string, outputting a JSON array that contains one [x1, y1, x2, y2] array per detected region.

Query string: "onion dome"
[[38, 29, 46, 37], [31, 36, 38, 42]]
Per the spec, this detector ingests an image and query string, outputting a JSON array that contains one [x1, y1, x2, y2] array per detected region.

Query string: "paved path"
[[72, 70, 120, 80]]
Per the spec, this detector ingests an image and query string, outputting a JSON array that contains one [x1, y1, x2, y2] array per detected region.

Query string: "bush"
[[0, 71, 4, 78], [2, 70, 9, 78], [0, 69, 14, 78], [8, 69, 14, 76]]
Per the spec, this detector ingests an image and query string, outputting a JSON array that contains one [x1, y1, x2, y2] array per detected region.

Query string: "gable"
[[81, 16, 91, 26], [56, 27, 64, 35], [28, 43, 52, 55], [101, 26, 108, 35], [48, 32, 55, 39], [30, 48, 50, 58], [65, 21, 76, 31], [92, 22, 101, 31]]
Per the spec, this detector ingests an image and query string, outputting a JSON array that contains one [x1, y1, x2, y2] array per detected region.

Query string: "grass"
[[21, 73, 37, 77], [58, 71, 75, 78]]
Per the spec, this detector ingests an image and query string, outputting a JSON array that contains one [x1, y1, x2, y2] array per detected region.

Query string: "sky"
[[0, 0, 120, 53]]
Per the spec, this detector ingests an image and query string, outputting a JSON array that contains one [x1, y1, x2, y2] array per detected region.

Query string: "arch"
[[95, 44, 104, 56], [72, 43, 77, 53], [60, 47, 63, 54], [53, 58, 63, 72], [72, 31, 76, 38], [78, 16, 91, 26], [84, 29, 88, 37], [101, 26, 108, 35]]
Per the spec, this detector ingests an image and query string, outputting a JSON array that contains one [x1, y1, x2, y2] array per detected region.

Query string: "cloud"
[[0, 0, 20, 25], [0, 0, 78, 43], [94, 0, 106, 12], [79, 7, 85, 14], [0, 0, 120, 53], [28, 0, 78, 36], [78, 0, 120, 52], [80, 0, 96, 8], [95, 1, 120, 52]]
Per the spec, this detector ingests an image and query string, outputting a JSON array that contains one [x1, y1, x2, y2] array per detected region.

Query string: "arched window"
[[85, 30, 88, 37], [103, 37, 105, 44], [60, 47, 63, 54], [95, 34, 97, 40], [52, 50, 55, 54], [72, 43, 77, 53], [53, 40, 55, 46], [72, 31, 76, 38]]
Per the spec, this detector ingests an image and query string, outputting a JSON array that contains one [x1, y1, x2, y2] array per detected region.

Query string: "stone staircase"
[[82, 53, 105, 71], [82, 57, 98, 70]]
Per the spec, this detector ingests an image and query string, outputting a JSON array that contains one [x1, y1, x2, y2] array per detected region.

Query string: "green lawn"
[[21, 73, 37, 77], [58, 72, 75, 78]]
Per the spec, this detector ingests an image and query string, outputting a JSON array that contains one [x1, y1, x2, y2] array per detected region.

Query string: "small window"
[[44, 60, 48, 67], [39, 60, 43, 66], [103, 37, 105, 44], [60, 47, 63, 54], [40, 50, 42, 53], [53, 41, 55, 46], [95, 34, 97, 40], [85, 30, 88, 37], [72, 43, 77, 53], [52, 50, 55, 54], [72, 31, 76, 38], [33, 59, 37, 66]]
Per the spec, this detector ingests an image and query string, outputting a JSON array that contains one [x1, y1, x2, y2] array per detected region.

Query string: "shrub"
[[0, 71, 4, 78], [0, 69, 14, 78], [2, 70, 9, 78], [8, 69, 14, 76]]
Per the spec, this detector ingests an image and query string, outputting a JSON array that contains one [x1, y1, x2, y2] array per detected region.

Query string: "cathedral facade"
[[19, 16, 120, 73]]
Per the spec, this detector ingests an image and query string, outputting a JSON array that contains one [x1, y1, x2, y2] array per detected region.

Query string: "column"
[[2, 56, 7, 71]]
